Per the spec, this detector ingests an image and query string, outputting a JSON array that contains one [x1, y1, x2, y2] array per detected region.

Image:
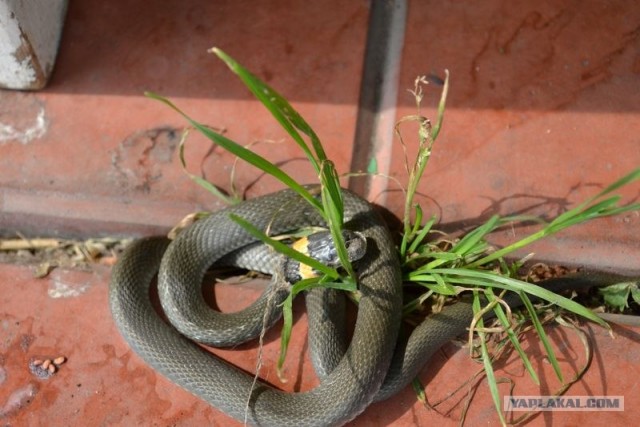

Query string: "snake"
[[109, 186, 635, 426]]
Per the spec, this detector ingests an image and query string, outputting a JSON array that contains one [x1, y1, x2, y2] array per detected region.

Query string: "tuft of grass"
[[394, 76, 639, 423], [148, 47, 357, 374], [149, 48, 640, 425]]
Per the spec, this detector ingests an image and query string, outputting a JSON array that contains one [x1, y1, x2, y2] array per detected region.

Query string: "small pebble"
[[28, 355, 67, 379]]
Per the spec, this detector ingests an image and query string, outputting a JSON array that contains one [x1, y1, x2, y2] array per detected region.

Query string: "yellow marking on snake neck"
[[298, 262, 316, 279], [292, 236, 309, 254], [291, 237, 317, 279]]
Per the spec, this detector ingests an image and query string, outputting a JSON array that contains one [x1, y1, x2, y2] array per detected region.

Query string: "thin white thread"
[[244, 271, 288, 425]]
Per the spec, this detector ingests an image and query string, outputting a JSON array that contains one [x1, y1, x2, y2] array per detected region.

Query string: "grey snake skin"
[[109, 187, 633, 426]]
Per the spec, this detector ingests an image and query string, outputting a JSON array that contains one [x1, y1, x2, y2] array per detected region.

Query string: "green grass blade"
[[319, 160, 344, 224], [425, 273, 458, 295], [211, 48, 327, 169], [408, 251, 460, 265], [411, 378, 428, 404], [209, 50, 354, 285], [472, 291, 507, 427], [548, 196, 620, 229], [431, 70, 450, 141], [582, 167, 640, 206], [484, 289, 540, 385], [411, 268, 608, 328], [597, 203, 640, 218], [229, 214, 339, 279], [319, 160, 355, 279], [422, 215, 500, 270], [146, 91, 324, 215], [177, 129, 240, 205], [480, 337, 506, 426], [401, 204, 424, 258], [519, 291, 564, 382], [411, 205, 424, 237], [549, 167, 640, 228], [407, 213, 436, 256], [277, 275, 356, 376], [402, 290, 434, 315], [277, 292, 295, 379], [466, 170, 640, 269]]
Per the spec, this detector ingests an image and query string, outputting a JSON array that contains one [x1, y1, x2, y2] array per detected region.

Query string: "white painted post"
[[0, 0, 68, 90]]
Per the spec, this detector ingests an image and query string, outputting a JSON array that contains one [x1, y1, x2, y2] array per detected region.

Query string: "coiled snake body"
[[109, 187, 628, 426]]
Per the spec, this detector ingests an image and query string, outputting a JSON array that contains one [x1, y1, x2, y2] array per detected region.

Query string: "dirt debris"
[[0, 235, 131, 275]]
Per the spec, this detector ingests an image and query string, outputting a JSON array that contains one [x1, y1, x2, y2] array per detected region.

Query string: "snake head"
[[303, 229, 367, 268], [286, 229, 367, 282]]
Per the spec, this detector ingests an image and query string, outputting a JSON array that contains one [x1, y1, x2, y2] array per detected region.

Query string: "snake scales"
[[109, 186, 631, 426]]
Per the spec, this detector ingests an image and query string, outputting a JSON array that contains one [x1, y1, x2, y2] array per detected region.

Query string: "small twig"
[[0, 238, 60, 251], [244, 273, 289, 426]]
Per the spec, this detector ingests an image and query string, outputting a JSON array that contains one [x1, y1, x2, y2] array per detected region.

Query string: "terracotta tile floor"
[[1, 0, 639, 426], [1, 263, 639, 425]]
